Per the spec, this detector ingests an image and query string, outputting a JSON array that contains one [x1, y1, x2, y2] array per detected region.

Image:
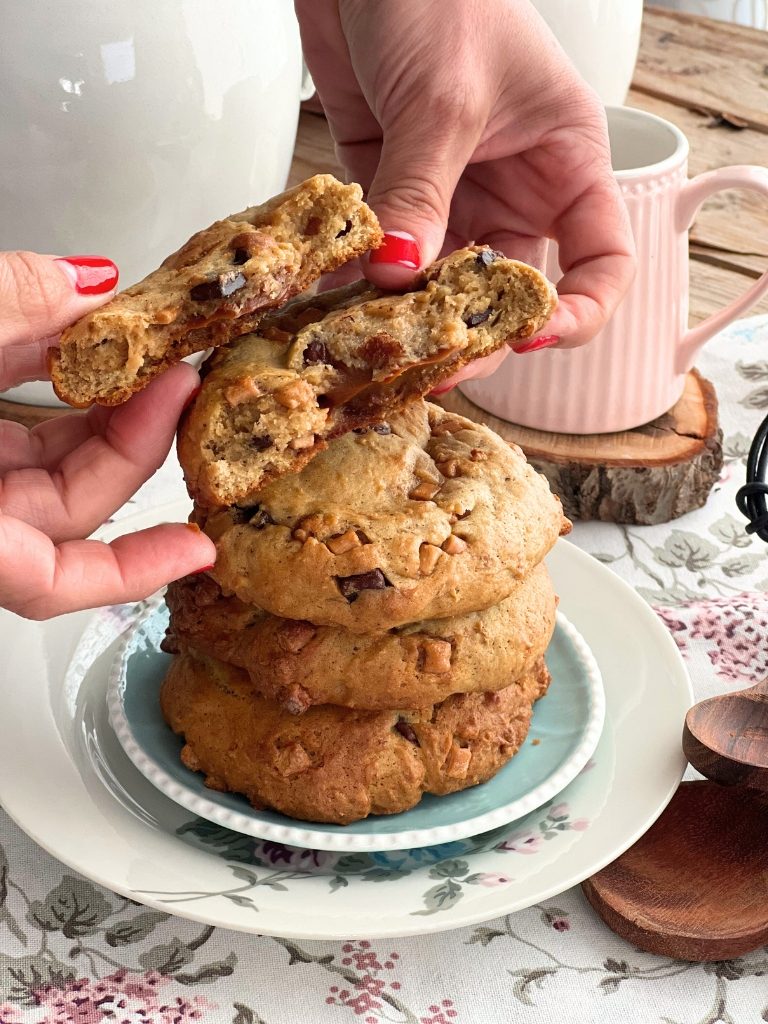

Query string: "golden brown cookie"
[[163, 564, 557, 712], [50, 175, 382, 407], [197, 401, 569, 632], [160, 650, 551, 824], [178, 246, 556, 506]]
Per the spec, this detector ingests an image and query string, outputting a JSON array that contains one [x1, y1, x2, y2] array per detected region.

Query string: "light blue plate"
[[108, 602, 604, 852]]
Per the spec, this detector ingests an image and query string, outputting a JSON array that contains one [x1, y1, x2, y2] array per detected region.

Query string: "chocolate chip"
[[190, 271, 247, 301], [464, 308, 492, 328], [395, 719, 420, 745], [335, 569, 391, 603], [475, 249, 499, 268], [304, 339, 330, 365], [249, 507, 274, 529], [353, 423, 391, 436], [249, 434, 273, 452], [232, 503, 261, 524], [232, 503, 274, 528], [232, 247, 250, 265], [335, 219, 353, 238]]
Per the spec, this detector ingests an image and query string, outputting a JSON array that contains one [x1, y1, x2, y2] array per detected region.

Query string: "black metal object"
[[736, 411, 768, 543]]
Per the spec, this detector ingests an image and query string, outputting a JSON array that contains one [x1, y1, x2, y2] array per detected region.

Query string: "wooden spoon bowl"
[[683, 678, 768, 791], [582, 780, 768, 961]]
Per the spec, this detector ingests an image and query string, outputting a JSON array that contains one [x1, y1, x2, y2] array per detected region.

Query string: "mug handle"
[[676, 165, 768, 371]]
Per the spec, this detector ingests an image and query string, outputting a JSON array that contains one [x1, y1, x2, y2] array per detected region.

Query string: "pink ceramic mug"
[[461, 106, 768, 434]]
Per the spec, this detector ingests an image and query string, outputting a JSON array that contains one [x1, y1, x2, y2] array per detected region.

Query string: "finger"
[[432, 348, 512, 394], [0, 251, 118, 368], [0, 363, 200, 542], [478, 233, 549, 274], [363, 107, 483, 289], [544, 176, 635, 348], [0, 335, 60, 389], [0, 517, 215, 620]]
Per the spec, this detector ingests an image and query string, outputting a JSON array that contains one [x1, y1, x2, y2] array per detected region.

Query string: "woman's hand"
[[295, 0, 635, 381], [0, 252, 215, 619]]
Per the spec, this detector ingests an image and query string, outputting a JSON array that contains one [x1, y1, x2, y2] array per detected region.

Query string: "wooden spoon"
[[682, 678, 768, 791], [582, 780, 768, 961]]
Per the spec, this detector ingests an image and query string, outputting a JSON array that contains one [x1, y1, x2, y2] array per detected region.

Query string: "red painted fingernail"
[[369, 231, 421, 269], [55, 255, 119, 295], [192, 563, 216, 575], [512, 334, 560, 355], [429, 383, 455, 397], [182, 385, 201, 411]]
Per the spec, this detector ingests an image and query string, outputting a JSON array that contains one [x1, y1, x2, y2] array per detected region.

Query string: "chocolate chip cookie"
[[179, 246, 556, 507], [160, 649, 551, 824], [163, 563, 557, 713], [196, 400, 569, 632], [50, 175, 383, 407]]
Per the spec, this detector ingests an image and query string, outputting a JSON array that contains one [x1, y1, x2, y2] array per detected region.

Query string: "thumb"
[[0, 251, 118, 390], [364, 113, 480, 288], [0, 251, 118, 372]]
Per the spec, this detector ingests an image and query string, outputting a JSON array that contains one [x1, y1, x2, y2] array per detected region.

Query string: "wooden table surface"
[[289, 5, 768, 325]]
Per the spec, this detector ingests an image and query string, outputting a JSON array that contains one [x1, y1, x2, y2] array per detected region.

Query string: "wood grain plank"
[[288, 112, 344, 187], [636, 7, 768, 131], [690, 257, 768, 322]]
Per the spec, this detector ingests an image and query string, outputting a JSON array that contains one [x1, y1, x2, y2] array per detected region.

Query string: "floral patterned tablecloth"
[[1, 316, 767, 1024]]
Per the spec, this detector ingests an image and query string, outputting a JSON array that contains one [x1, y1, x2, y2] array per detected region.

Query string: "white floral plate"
[[0, 501, 692, 939], [107, 604, 604, 852]]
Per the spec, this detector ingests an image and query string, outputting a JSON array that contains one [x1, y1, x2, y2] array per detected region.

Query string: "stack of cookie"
[[161, 239, 568, 824], [50, 173, 568, 824], [163, 399, 566, 824]]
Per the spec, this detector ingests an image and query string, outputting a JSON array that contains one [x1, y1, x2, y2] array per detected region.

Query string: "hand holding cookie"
[[0, 250, 214, 619], [295, 0, 636, 382]]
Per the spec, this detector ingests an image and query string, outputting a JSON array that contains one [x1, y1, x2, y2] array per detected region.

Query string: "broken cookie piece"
[[179, 246, 557, 507], [49, 175, 383, 407]]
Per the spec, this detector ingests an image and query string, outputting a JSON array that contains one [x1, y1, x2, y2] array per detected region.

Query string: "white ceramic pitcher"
[[530, 0, 644, 105]]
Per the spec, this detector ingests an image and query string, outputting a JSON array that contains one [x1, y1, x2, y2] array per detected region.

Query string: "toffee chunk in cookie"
[[50, 175, 383, 407], [160, 650, 552, 824], [163, 563, 557, 712], [197, 401, 570, 632], [179, 246, 556, 506]]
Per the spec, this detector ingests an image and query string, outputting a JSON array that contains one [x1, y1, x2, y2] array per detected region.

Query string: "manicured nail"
[[182, 385, 201, 411], [369, 231, 421, 269], [55, 255, 119, 295], [512, 334, 560, 355], [192, 563, 216, 575], [429, 383, 455, 397]]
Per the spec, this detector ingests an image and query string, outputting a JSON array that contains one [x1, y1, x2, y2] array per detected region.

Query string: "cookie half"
[[179, 246, 556, 506], [161, 650, 551, 824], [50, 175, 383, 407], [163, 563, 557, 712], [197, 401, 569, 632]]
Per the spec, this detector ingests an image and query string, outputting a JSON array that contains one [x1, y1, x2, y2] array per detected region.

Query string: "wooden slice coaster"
[[582, 781, 768, 962], [436, 370, 723, 525], [0, 397, 75, 429]]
